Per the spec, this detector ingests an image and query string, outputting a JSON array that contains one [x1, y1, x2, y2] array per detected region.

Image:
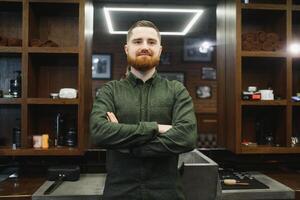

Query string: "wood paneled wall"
[[92, 4, 218, 137]]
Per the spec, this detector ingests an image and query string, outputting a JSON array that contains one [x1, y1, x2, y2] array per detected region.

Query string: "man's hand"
[[107, 112, 119, 123], [106, 112, 171, 134], [158, 124, 172, 134]]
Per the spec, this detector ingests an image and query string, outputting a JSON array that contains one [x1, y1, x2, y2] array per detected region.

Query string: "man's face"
[[125, 27, 162, 71]]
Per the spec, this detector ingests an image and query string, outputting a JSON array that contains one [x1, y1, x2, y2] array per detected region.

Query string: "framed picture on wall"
[[201, 67, 216, 80], [159, 52, 171, 65], [158, 71, 185, 84], [92, 54, 112, 79], [183, 38, 212, 62], [196, 85, 212, 99]]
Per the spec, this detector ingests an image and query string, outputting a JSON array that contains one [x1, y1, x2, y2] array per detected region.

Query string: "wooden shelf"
[[292, 5, 300, 11], [241, 51, 287, 57], [0, 47, 22, 53], [0, 0, 92, 156], [291, 102, 300, 106], [241, 3, 287, 10], [241, 100, 287, 106], [27, 98, 79, 105], [241, 146, 300, 154], [0, 98, 22, 104], [0, 147, 83, 156], [28, 0, 80, 3], [28, 47, 78, 54]]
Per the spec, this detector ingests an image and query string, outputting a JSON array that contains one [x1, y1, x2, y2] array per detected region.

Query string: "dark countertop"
[[0, 176, 45, 199], [263, 170, 300, 200], [0, 171, 299, 200], [221, 171, 294, 200], [32, 174, 106, 200]]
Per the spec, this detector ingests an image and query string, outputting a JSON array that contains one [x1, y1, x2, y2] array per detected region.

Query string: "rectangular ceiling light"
[[103, 7, 203, 36]]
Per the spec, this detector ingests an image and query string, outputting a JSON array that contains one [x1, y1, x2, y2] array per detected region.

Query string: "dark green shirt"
[[90, 71, 197, 200]]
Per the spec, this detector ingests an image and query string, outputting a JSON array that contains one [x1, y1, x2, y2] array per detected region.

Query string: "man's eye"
[[133, 41, 141, 44], [149, 41, 157, 45]]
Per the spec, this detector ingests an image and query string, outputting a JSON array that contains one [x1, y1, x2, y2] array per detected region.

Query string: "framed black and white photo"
[[196, 85, 212, 99], [159, 72, 185, 84], [92, 54, 112, 79], [159, 52, 171, 65], [183, 38, 212, 62], [201, 67, 216, 80]]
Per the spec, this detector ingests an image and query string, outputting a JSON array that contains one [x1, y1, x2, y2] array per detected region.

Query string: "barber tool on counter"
[[9, 70, 21, 98], [44, 165, 80, 195], [223, 179, 249, 186]]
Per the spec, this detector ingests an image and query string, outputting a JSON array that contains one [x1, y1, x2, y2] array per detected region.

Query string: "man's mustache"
[[137, 50, 153, 56]]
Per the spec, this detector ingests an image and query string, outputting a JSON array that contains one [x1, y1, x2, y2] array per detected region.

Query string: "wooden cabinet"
[[218, 0, 300, 154], [0, 0, 93, 156]]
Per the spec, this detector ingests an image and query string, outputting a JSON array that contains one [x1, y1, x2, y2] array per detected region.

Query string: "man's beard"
[[127, 51, 160, 71]]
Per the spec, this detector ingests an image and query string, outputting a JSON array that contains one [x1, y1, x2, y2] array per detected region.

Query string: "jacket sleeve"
[[90, 82, 158, 149], [131, 81, 197, 157]]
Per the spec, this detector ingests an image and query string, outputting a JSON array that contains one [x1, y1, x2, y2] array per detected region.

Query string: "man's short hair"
[[127, 20, 161, 42]]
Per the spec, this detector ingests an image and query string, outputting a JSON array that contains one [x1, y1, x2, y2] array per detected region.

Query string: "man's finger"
[[107, 112, 118, 123]]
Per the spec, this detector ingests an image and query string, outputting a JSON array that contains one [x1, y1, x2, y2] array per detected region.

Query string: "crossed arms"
[[90, 81, 197, 157]]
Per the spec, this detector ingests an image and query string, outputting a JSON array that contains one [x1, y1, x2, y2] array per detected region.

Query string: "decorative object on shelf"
[[0, 36, 22, 46], [159, 52, 171, 65], [7, 38, 22, 46], [50, 93, 59, 99], [12, 120, 21, 149], [291, 137, 299, 147], [42, 134, 49, 149], [54, 113, 65, 147], [183, 38, 212, 62], [196, 85, 212, 99], [59, 88, 77, 99], [30, 39, 59, 47], [158, 71, 185, 84], [65, 127, 77, 147], [259, 89, 274, 100], [242, 31, 284, 51], [242, 85, 262, 100], [292, 96, 300, 102], [92, 54, 112, 79], [33, 135, 42, 148], [9, 70, 21, 98], [3, 94, 13, 98], [201, 67, 216, 80]]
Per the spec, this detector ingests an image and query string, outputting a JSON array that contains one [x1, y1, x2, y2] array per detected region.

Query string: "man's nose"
[[141, 41, 150, 49]]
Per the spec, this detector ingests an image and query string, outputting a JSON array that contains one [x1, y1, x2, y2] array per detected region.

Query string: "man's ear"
[[159, 45, 163, 55], [124, 44, 128, 55]]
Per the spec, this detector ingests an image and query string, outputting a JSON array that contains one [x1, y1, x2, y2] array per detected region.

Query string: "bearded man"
[[90, 20, 197, 200]]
